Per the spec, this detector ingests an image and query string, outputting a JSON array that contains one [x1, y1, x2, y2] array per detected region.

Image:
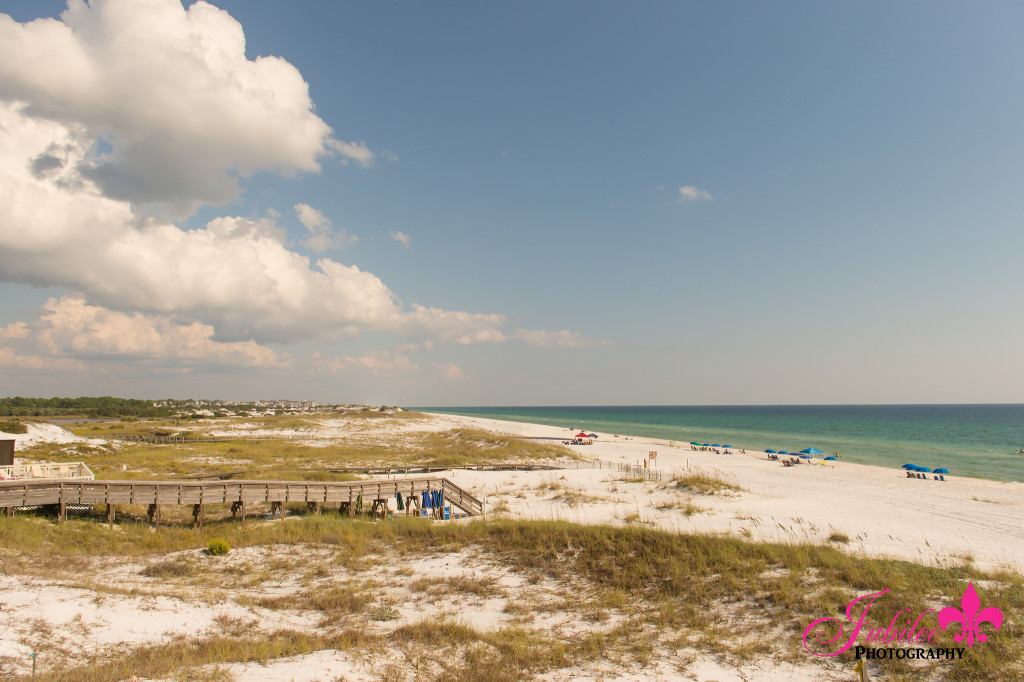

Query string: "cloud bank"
[[0, 0, 607, 379]]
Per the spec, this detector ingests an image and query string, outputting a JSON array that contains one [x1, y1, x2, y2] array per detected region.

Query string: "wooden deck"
[[0, 476, 483, 523]]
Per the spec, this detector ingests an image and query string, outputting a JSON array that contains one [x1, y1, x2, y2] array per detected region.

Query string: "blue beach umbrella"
[[703, 443, 711, 447], [800, 448, 825, 456], [764, 449, 777, 454], [933, 468, 949, 474], [915, 466, 931, 473], [691, 441, 701, 446], [902, 464, 917, 469], [778, 450, 789, 455], [722, 444, 732, 448], [711, 444, 721, 447], [824, 456, 836, 461], [800, 454, 812, 459]]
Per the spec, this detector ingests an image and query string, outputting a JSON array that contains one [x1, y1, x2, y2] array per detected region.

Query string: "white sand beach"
[[424, 412, 1024, 573], [2, 412, 1021, 681]]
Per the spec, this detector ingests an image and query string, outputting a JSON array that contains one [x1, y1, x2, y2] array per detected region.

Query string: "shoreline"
[[421, 406, 1024, 484], [422, 411, 1024, 573]]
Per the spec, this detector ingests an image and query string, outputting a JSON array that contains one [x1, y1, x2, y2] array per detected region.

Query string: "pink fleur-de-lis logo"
[[938, 582, 1003, 648]]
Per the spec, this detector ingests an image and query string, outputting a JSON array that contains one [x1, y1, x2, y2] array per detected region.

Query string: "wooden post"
[[192, 503, 205, 529], [106, 503, 115, 526], [4, 506, 12, 518], [57, 502, 66, 523], [270, 501, 282, 519], [306, 501, 320, 515], [147, 504, 161, 526]]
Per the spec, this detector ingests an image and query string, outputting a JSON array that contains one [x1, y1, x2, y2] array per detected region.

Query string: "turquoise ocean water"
[[415, 405, 1024, 483]]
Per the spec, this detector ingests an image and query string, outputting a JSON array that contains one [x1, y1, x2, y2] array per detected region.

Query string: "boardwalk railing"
[[441, 478, 484, 516], [97, 433, 355, 444], [551, 459, 664, 481], [0, 462, 94, 481], [0, 476, 482, 517], [99, 434, 253, 444], [183, 461, 660, 481]]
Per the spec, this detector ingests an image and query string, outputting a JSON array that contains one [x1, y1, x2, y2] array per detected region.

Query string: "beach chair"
[[939, 475, 945, 481]]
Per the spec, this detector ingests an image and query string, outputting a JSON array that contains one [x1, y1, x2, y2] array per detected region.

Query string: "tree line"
[[0, 397, 182, 418]]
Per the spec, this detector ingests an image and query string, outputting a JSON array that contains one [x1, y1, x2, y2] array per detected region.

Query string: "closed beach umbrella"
[[800, 448, 825, 456], [764, 449, 777, 454], [933, 468, 949, 474]]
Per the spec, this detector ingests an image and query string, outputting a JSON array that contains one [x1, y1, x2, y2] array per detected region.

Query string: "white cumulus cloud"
[[30, 296, 290, 367], [0, 346, 85, 371], [433, 362, 471, 382], [0, 100, 504, 346], [327, 349, 419, 378], [0, 0, 590, 367], [678, 185, 713, 203], [0, 0, 367, 215], [294, 203, 356, 252], [0, 321, 29, 339], [512, 329, 613, 348]]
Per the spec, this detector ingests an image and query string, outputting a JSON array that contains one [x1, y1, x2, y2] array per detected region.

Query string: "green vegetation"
[[2, 516, 1021, 680], [416, 429, 576, 466], [21, 426, 572, 481], [206, 539, 231, 556], [0, 419, 27, 434], [671, 467, 743, 495], [3, 412, 1020, 680], [27, 630, 376, 682], [0, 396, 178, 418]]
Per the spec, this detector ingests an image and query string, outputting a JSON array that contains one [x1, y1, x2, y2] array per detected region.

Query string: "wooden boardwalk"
[[0, 476, 482, 525], [183, 463, 565, 480]]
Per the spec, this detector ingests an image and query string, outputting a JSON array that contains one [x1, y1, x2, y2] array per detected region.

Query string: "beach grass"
[[670, 466, 743, 495], [2, 515, 1021, 680], [17, 425, 574, 480], [4, 414, 1022, 680]]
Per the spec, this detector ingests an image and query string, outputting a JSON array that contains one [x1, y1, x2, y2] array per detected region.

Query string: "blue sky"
[[0, 1, 1021, 405]]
